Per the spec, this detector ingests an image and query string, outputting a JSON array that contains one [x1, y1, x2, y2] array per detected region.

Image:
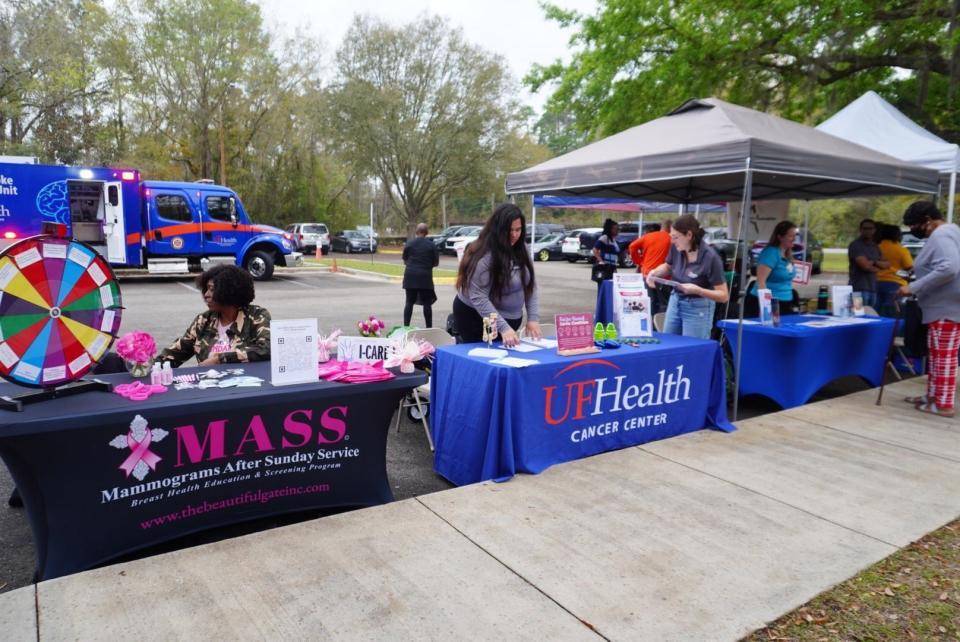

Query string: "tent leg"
[[948, 171, 956, 224], [732, 165, 753, 422]]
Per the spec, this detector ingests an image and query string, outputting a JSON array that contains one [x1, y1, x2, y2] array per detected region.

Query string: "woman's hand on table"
[[501, 328, 521, 347], [524, 321, 542, 340]]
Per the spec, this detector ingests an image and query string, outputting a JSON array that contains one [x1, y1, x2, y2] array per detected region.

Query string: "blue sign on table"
[[430, 335, 734, 486]]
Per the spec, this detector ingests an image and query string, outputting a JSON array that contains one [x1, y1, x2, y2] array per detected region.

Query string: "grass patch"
[[822, 252, 847, 273], [746, 518, 960, 641], [305, 257, 458, 279]]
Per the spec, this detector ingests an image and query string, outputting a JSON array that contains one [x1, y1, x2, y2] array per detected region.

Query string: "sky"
[[255, 0, 598, 112]]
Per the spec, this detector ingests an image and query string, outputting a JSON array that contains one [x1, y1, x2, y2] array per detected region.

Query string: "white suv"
[[285, 223, 330, 255]]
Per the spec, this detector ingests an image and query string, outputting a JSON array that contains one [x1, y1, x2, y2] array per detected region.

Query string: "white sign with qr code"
[[270, 318, 319, 386]]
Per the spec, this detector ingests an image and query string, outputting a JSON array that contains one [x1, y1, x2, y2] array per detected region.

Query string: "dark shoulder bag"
[[902, 298, 927, 357]]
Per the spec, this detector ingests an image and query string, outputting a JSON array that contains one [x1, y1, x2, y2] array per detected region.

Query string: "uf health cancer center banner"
[[1, 377, 407, 579], [517, 344, 732, 475]]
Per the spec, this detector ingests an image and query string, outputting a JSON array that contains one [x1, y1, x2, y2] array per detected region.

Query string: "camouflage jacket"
[[158, 305, 271, 367]]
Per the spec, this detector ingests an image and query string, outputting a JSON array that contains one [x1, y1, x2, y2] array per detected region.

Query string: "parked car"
[[901, 231, 925, 258], [526, 222, 566, 242], [430, 225, 466, 250], [284, 223, 330, 255], [748, 228, 823, 275], [531, 233, 566, 261], [443, 225, 482, 255], [562, 228, 602, 262], [331, 230, 378, 253]]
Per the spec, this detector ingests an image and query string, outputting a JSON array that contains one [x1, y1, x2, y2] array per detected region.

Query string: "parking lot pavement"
[[0, 263, 872, 594]]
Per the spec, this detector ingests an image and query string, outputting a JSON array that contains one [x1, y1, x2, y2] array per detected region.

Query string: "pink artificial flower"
[[115, 331, 157, 365]]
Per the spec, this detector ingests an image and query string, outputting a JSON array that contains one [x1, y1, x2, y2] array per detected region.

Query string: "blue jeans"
[[875, 282, 900, 317], [664, 293, 716, 340]]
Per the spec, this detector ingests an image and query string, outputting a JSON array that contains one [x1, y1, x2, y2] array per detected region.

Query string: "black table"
[[0, 362, 425, 580]]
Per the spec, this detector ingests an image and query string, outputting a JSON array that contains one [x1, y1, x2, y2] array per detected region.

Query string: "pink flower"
[[115, 331, 157, 365]]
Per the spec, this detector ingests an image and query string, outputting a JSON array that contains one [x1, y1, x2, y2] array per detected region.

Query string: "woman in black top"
[[402, 223, 440, 327]]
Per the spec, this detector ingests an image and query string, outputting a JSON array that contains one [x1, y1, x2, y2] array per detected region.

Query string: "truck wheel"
[[245, 250, 275, 280]]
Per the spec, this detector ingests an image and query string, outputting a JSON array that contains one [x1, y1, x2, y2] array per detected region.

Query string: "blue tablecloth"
[[430, 335, 734, 486], [595, 279, 615, 325], [717, 315, 896, 409]]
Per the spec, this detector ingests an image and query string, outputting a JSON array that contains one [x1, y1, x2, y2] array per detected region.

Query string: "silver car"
[[284, 223, 330, 255]]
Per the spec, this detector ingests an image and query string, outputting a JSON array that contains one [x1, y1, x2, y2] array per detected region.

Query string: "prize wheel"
[[0, 236, 122, 388]]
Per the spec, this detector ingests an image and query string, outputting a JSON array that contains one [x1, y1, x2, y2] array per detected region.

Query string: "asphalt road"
[[0, 260, 878, 593]]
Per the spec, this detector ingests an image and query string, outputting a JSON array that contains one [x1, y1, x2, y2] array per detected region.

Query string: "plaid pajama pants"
[[927, 319, 960, 410]]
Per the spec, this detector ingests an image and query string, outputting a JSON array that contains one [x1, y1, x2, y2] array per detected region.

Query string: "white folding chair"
[[394, 328, 456, 451], [653, 312, 666, 333]]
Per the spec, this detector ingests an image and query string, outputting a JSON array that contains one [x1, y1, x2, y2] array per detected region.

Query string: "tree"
[[328, 15, 526, 237], [527, 0, 960, 141]]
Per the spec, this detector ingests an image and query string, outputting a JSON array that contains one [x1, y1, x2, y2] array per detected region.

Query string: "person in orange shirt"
[[629, 219, 672, 313], [876, 224, 913, 316]]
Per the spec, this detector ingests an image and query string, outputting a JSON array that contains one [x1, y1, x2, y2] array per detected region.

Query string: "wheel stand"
[[0, 379, 113, 412]]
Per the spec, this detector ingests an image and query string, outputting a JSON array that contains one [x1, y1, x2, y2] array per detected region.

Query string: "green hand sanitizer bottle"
[[594, 322, 605, 342]]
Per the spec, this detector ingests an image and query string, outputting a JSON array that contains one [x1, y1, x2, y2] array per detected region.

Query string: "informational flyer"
[[758, 288, 774, 325], [792, 260, 812, 285], [270, 318, 319, 386], [612, 273, 652, 337], [555, 313, 599, 356], [831, 285, 853, 317]]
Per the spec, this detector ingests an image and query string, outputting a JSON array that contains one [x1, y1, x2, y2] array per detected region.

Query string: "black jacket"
[[402, 237, 439, 290]]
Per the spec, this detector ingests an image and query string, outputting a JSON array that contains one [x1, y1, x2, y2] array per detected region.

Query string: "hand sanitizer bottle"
[[150, 362, 162, 386], [161, 361, 173, 385]]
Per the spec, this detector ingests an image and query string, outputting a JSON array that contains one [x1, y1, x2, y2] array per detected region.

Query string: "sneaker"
[[605, 322, 618, 341]]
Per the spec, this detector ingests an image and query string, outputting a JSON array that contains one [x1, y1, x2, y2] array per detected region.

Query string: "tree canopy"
[[528, 0, 960, 142]]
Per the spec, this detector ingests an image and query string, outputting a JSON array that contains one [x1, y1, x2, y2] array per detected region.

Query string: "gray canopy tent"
[[505, 97, 940, 419]]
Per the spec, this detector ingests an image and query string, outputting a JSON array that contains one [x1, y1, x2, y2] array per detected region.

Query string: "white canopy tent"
[[817, 90, 959, 222]]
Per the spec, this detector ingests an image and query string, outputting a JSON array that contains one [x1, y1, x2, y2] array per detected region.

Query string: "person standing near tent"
[[848, 219, 889, 309], [897, 201, 960, 418], [645, 215, 729, 339], [875, 224, 913, 317], [628, 219, 672, 313], [744, 221, 799, 318], [401, 223, 440, 327], [454, 203, 541, 346], [591, 219, 620, 287]]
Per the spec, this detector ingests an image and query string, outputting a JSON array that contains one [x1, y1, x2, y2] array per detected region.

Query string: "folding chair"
[[394, 328, 456, 451]]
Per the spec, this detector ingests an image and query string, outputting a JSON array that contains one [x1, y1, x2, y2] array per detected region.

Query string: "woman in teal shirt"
[[745, 221, 798, 317]]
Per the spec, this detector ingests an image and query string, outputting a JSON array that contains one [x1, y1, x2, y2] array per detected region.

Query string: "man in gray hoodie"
[[897, 201, 960, 417]]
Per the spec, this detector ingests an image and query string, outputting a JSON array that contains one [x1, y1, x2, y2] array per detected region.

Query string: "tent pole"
[[948, 171, 957, 224], [531, 203, 537, 259], [802, 202, 810, 262], [732, 161, 753, 422]]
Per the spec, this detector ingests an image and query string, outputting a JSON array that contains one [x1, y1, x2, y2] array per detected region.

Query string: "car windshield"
[[538, 233, 563, 243], [344, 231, 364, 239], [456, 226, 481, 236]]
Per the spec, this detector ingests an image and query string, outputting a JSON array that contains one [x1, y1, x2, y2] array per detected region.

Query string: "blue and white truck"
[[0, 159, 301, 279]]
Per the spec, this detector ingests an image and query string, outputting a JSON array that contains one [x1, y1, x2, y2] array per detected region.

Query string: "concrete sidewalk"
[[3, 377, 958, 640]]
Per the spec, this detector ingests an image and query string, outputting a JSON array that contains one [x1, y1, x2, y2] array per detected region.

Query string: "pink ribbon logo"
[[119, 428, 162, 477]]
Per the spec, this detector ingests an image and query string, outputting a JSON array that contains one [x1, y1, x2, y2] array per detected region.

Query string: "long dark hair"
[[602, 218, 618, 238], [457, 203, 535, 305], [672, 214, 705, 251], [768, 220, 797, 260]]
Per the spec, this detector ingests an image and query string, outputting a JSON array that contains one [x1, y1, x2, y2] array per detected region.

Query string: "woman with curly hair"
[[158, 264, 271, 366], [453, 203, 540, 346]]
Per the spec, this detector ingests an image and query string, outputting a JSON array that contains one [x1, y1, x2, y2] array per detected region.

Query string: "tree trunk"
[[949, 0, 960, 102]]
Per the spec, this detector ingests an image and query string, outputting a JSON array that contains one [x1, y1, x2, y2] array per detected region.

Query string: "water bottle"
[[161, 361, 173, 385], [150, 362, 162, 386], [816, 285, 829, 315]]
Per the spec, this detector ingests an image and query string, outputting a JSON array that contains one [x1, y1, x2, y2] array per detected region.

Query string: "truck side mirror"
[[108, 185, 119, 207], [229, 197, 238, 226]]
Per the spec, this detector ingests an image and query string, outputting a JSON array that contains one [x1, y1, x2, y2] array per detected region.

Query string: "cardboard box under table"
[[430, 335, 734, 486]]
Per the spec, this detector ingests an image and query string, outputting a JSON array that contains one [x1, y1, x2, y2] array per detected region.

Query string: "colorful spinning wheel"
[[0, 236, 122, 388]]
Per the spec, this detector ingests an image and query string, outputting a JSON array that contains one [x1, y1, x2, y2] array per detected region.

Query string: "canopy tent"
[[816, 90, 960, 222], [532, 195, 725, 213], [506, 97, 941, 420]]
